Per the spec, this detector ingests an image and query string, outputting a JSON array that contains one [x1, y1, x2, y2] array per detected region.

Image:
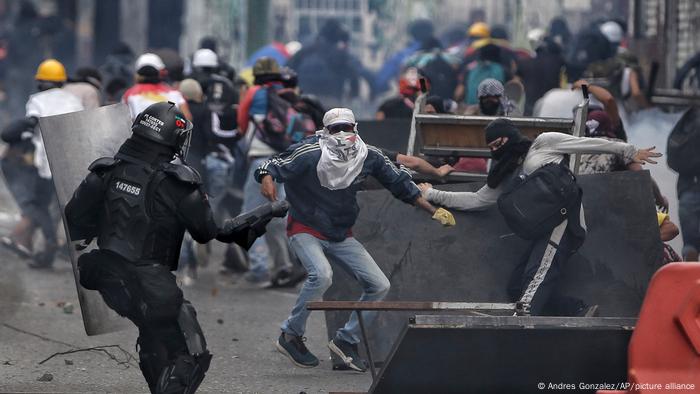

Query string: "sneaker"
[[28, 249, 55, 270], [275, 333, 319, 368], [328, 338, 367, 372]]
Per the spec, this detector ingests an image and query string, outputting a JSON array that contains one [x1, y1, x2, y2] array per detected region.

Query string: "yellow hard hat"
[[35, 59, 67, 82], [239, 68, 255, 86], [468, 22, 491, 38], [252, 57, 281, 77]]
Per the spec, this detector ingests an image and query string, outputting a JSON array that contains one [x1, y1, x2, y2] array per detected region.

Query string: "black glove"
[[215, 200, 289, 250], [216, 216, 271, 249]]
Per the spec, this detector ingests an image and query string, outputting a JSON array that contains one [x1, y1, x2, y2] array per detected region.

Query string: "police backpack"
[[497, 163, 580, 240]]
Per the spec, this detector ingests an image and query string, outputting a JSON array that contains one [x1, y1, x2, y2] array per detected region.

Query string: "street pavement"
[[0, 178, 372, 393]]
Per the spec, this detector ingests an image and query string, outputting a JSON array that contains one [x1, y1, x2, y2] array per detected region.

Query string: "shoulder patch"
[[88, 157, 119, 173], [160, 163, 203, 185]]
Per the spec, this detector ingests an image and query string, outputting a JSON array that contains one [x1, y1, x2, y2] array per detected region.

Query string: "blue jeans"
[[679, 187, 700, 258], [204, 153, 232, 216], [179, 154, 232, 270], [242, 157, 291, 279], [281, 233, 391, 344]]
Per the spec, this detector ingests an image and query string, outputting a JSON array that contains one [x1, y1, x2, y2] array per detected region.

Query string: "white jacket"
[[26, 88, 85, 178]]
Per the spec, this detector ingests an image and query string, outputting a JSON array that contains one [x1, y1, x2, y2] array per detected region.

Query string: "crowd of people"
[[0, 11, 693, 392]]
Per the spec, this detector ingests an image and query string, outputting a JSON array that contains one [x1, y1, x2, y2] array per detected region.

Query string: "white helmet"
[[192, 48, 218, 68], [527, 28, 546, 51], [135, 53, 165, 72], [599, 21, 623, 44], [285, 41, 302, 57]]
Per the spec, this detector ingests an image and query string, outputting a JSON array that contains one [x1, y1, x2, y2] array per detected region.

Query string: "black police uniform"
[[64, 102, 263, 394]]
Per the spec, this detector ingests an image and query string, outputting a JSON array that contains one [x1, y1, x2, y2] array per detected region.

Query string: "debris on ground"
[[37, 373, 53, 382], [62, 303, 74, 314]]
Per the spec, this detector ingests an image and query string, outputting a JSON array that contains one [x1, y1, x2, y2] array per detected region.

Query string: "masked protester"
[[419, 118, 661, 316], [64, 102, 281, 394], [256, 108, 454, 371], [464, 78, 516, 116]]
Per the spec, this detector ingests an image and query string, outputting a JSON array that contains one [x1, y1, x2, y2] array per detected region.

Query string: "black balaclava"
[[479, 97, 501, 116], [485, 118, 532, 188], [116, 134, 176, 166]]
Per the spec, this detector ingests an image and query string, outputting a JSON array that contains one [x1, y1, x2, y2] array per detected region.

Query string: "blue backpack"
[[465, 62, 505, 104]]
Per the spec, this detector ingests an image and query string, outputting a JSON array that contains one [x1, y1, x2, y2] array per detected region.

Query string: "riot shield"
[[39, 104, 132, 335]]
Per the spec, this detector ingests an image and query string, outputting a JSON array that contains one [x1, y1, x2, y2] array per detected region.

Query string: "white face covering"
[[316, 129, 368, 190]]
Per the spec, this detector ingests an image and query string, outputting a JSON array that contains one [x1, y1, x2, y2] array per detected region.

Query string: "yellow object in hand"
[[432, 208, 456, 226]]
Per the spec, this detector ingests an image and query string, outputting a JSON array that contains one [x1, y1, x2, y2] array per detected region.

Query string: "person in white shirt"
[[21, 59, 84, 269], [122, 53, 192, 120]]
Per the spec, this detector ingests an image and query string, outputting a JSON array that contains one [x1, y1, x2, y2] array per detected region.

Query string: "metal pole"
[[356, 310, 377, 379], [406, 78, 429, 156], [571, 85, 589, 174]]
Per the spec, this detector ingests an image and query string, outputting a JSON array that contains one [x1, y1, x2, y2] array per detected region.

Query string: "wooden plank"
[[306, 301, 517, 311], [412, 315, 637, 329]]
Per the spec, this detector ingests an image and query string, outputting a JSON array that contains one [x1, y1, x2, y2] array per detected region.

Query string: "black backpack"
[[257, 89, 317, 152], [667, 107, 700, 175], [497, 163, 581, 240]]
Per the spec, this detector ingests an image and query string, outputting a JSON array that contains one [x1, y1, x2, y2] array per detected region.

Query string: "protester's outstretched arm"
[[418, 182, 500, 211], [532, 132, 661, 164], [397, 153, 454, 177], [413, 194, 456, 226]]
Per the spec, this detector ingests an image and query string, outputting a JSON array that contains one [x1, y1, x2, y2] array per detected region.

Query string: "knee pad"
[[178, 301, 208, 357], [138, 336, 169, 394]]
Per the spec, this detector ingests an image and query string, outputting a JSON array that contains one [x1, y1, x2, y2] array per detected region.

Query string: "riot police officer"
[[64, 102, 283, 393]]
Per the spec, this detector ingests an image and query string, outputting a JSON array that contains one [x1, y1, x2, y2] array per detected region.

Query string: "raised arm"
[[533, 133, 661, 165]]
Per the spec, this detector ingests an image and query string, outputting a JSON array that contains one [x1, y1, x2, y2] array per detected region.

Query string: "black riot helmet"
[[131, 101, 193, 159]]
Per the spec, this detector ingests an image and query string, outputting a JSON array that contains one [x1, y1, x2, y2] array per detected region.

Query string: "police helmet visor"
[[174, 115, 194, 160]]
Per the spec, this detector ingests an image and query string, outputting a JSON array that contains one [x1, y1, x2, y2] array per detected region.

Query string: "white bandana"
[[316, 129, 368, 190]]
